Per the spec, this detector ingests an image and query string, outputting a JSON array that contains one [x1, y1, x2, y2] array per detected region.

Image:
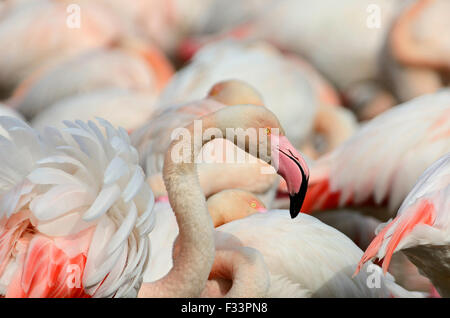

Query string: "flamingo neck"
[[139, 120, 216, 297]]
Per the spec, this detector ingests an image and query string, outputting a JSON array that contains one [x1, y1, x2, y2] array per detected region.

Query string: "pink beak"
[[271, 135, 309, 218]]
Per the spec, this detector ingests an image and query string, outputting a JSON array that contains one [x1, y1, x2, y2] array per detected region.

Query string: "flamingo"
[[0, 0, 121, 96], [132, 80, 280, 206], [30, 88, 158, 134], [1, 102, 303, 297], [137, 103, 310, 297], [157, 40, 357, 155], [0, 117, 155, 297], [132, 79, 264, 176], [297, 90, 450, 217], [8, 39, 173, 119], [355, 152, 450, 297]]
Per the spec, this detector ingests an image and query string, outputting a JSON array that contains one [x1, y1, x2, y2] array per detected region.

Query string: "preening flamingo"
[[9, 39, 173, 119], [299, 90, 450, 216], [136, 103, 309, 297], [356, 153, 450, 297], [0, 117, 155, 297], [158, 40, 357, 154]]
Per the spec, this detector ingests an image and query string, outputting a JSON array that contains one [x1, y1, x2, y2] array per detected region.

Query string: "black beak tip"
[[289, 194, 302, 219], [282, 151, 309, 220]]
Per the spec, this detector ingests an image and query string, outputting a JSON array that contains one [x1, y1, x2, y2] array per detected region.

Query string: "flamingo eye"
[[250, 201, 257, 208], [209, 87, 219, 96]]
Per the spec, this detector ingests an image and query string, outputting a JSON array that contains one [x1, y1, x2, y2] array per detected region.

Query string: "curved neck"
[[139, 119, 216, 297], [138, 106, 274, 297]]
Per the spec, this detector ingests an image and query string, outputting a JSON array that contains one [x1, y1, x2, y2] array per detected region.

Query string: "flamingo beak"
[[271, 135, 309, 218]]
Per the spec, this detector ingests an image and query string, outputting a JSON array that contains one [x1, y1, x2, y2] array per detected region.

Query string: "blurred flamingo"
[[299, 90, 450, 217]]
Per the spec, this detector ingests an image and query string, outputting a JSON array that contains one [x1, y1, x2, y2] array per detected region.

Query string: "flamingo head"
[[207, 189, 267, 227], [207, 80, 264, 106], [213, 105, 310, 219]]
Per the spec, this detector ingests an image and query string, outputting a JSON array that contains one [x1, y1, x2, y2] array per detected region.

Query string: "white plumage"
[[0, 116, 155, 297], [144, 204, 422, 297], [143, 201, 178, 283], [216, 211, 422, 297]]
